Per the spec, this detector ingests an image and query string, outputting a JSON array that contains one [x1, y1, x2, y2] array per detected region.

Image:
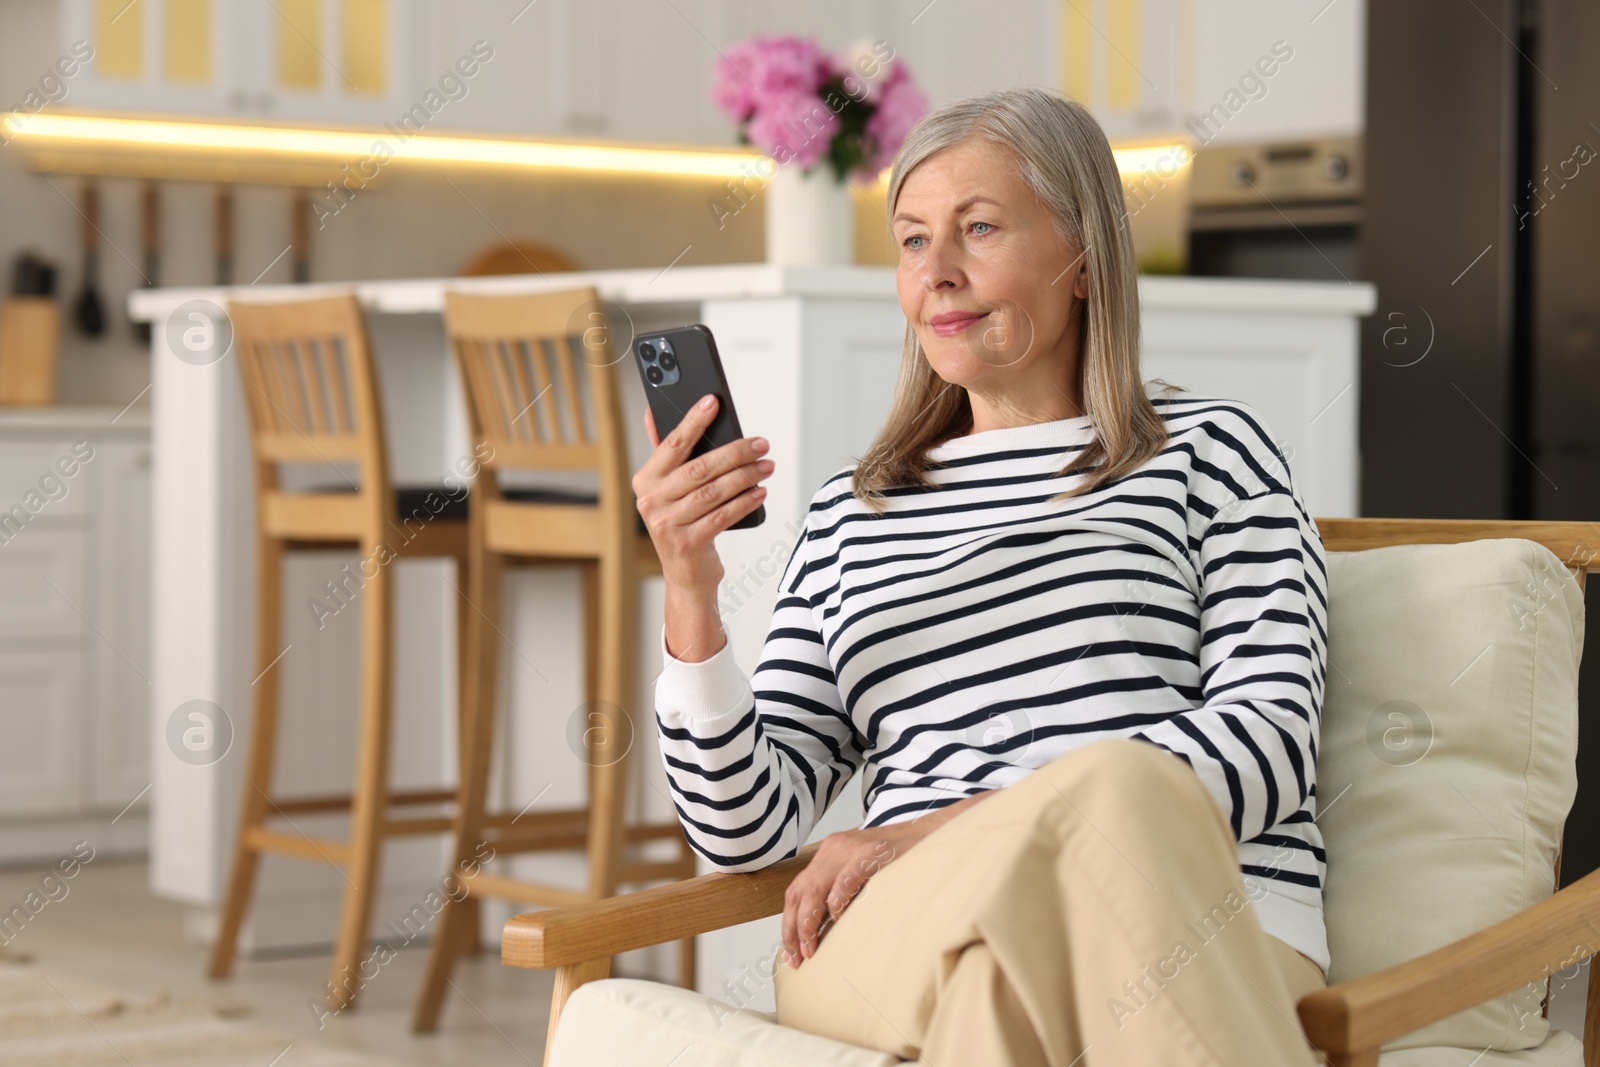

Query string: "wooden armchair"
[[503, 518, 1600, 1067]]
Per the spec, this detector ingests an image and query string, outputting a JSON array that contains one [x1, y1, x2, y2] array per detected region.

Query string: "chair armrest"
[[502, 843, 820, 969], [1298, 867, 1600, 1062]]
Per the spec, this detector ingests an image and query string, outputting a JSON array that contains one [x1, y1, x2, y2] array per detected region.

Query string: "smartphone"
[[632, 324, 766, 530]]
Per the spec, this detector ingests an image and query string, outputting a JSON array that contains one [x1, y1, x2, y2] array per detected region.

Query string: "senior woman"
[[631, 86, 1329, 1066]]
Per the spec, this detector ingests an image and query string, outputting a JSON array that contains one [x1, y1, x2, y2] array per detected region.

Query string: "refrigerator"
[[1362, 1, 1600, 885]]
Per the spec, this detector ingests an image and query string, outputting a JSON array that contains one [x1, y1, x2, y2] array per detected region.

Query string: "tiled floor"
[[1, 859, 1590, 1064], [0, 860, 557, 1066]]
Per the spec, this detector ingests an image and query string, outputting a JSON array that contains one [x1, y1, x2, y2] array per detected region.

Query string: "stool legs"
[[413, 529, 702, 1032], [413, 537, 503, 1032], [581, 563, 601, 819], [453, 549, 483, 959], [208, 534, 285, 980], [325, 544, 395, 1012], [583, 557, 700, 993], [210, 530, 460, 1018], [584, 550, 631, 902]]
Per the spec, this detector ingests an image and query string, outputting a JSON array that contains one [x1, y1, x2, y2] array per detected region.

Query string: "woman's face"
[[892, 136, 1090, 408]]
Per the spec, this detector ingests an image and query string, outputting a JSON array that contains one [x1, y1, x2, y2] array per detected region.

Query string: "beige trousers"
[[773, 738, 1328, 1066]]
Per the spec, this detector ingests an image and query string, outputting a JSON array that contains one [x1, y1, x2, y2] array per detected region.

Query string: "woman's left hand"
[[780, 789, 997, 968], [780, 824, 904, 970]]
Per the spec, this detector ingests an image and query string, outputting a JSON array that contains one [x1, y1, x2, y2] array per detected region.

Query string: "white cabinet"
[[427, 0, 1055, 147], [0, 652, 83, 816], [52, 0, 1057, 146], [430, 0, 1296, 148], [424, 0, 734, 142], [91, 440, 155, 808], [59, 0, 426, 126], [0, 411, 152, 861], [49, 0, 1362, 150], [0, 526, 88, 640], [437, 0, 996, 145]]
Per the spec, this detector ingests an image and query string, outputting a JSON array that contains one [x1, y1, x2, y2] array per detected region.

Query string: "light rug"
[[0, 952, 397, 1067]]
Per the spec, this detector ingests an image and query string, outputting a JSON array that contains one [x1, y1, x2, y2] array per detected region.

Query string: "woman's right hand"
[[634, 393, 774, 597]]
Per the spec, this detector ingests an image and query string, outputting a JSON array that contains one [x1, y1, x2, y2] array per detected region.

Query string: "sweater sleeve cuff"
[[655, 623, 752, 722]]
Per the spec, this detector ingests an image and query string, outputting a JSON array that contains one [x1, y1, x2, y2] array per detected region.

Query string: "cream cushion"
[[550, 537, 1586, 1067], [1319, 539, 1583, 1059], [1376, 1033, 1584, 1067], [549, 979, 911, 1066], [548, 979, 1583, 1067]]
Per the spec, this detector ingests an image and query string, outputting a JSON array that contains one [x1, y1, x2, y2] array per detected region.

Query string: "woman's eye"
[[971, 221, 993, 235], [901, 234, 925, 250]]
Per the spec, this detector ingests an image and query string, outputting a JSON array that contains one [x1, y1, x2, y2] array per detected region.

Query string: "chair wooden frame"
[[499, 517, 1600, 1067], [208, 293, 473, 1013], [410, 287, 697, 1033]]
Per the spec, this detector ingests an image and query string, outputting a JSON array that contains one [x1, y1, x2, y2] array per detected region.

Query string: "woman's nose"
[[920, 240, 964, 290]]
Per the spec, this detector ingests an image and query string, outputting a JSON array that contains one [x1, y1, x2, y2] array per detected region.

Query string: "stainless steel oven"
[[1185, 135, 1362, 282]]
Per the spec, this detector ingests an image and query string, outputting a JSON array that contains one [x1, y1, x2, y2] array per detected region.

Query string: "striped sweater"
[[652, 381, 1331, 975]]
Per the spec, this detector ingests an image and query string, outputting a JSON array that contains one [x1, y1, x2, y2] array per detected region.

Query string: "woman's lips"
[[931, 312, 988, 337]]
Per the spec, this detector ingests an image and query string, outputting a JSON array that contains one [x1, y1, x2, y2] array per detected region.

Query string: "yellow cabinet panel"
[[342, 0, 387, 95], [164, 0, 212, 84], [276, 0, 323, 91], [94, 0, 144, 80]]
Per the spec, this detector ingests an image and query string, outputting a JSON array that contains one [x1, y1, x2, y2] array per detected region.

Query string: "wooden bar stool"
[[208, 292, 472, 1014], [411, 287, 698, 1033]]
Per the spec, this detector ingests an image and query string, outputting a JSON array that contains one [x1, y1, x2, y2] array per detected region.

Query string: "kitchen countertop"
[[0, 406, 151, 432]]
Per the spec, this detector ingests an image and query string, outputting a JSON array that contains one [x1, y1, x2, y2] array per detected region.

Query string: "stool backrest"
[[227, 292, 390, 500], [441, 287, 631, 505]]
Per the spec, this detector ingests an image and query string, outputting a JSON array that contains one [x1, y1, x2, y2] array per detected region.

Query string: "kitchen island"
[[129, 263, 1375, 1006]]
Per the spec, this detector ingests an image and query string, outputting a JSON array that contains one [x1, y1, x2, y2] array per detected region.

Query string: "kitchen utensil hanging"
[[134, 182, 160, 344], [291, 188, 311, 283], [215, 186, 233, 286], [72, 179, 106, 337]]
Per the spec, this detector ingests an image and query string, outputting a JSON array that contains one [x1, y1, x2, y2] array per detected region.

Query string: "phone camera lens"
[[658, 351, 677, 372], [638, 341, 657, 362], [645, 365, 663, 385]]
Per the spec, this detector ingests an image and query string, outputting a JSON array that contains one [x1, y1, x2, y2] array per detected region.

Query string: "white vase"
[[764, 161, 855, 267]]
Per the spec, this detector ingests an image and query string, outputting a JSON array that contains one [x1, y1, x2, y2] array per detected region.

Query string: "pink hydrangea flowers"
[[709, 35, 929, 182]]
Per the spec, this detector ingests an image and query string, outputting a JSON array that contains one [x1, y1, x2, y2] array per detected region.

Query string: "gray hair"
[[851, 86, 1174, 511]]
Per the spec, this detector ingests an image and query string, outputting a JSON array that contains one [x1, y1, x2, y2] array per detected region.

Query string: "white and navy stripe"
[[653, 381, 1331, 973]]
